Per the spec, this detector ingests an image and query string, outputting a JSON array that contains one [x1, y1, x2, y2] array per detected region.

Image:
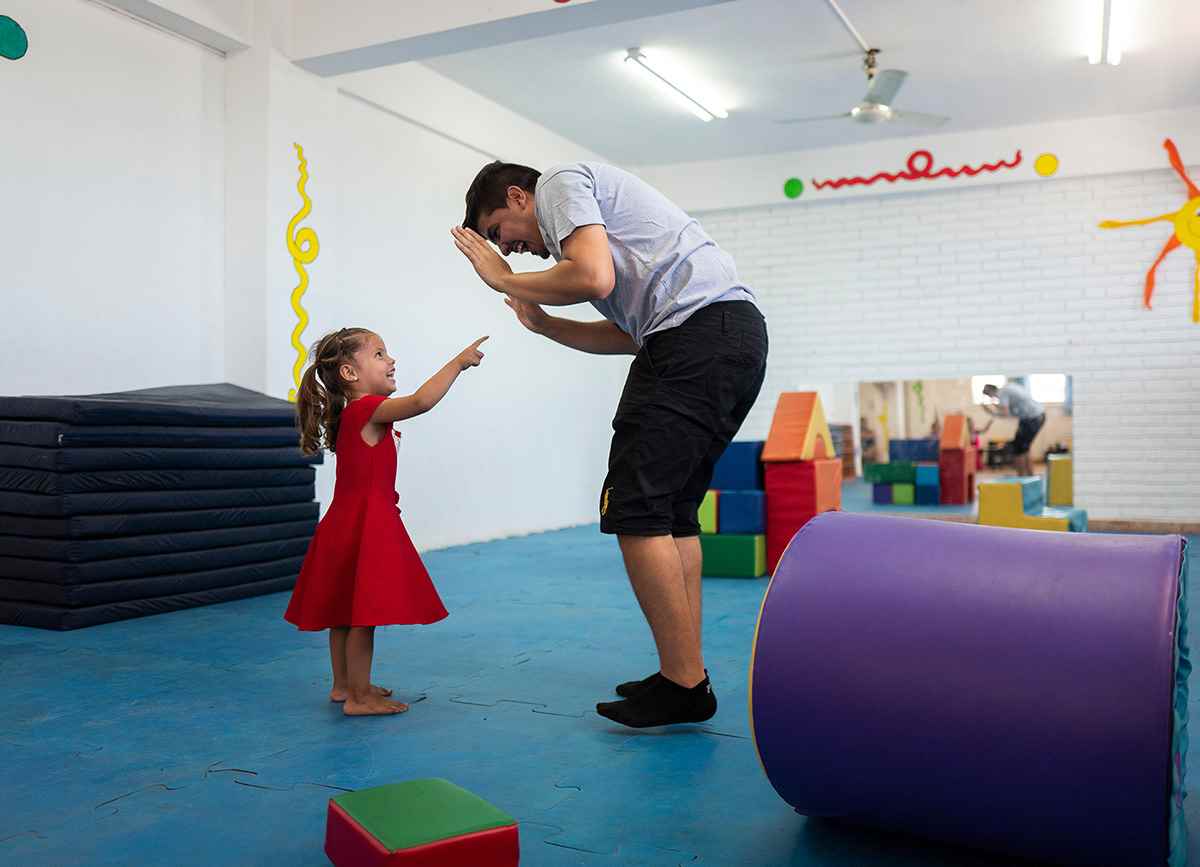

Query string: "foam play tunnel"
[[750, 511, 1189, 866]]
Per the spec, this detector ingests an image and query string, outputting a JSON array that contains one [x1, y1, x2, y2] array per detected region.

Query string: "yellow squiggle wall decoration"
[[286, 143, 320, 401]]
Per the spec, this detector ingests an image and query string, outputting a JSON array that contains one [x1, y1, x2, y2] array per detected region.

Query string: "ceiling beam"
[[91, 0, 249, 53], [292, 0, 738, 77]]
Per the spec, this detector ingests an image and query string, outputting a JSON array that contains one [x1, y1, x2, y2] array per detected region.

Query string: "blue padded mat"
[[0, 574, 297, 630], [0, 443, 320, 471], [0, 420, 306, 448], [0, 383, 298, 427], [0, 555, 303, 607], [2, 501, 318, 539], [0, 536, 312, 584], [0, 483, 316, 516], [0, 466, 315, 495], [0, 519, 317, 561]]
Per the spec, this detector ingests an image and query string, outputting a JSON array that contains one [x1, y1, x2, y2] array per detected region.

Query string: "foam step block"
[[915, 485, 940, 506], [864, 462, 915, 484], [1045, 506, 1088, 532], [1015, 476, 1046, 514], [1047, 453, 1073, 506], [711, 441, 763, 491], [873, 484, 893, 505], [979, 480, 1085, 533], [325, 779, 518, 867], [915, 463, 940, 487], [892, 483, 915, 506], [699, 490, 718, 535], [701, 533, 766, 578], [717, 490, 765, 534], [888, 439, 940, 463]]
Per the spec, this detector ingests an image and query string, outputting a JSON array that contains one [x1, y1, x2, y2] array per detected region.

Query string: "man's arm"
[[505, 296, 637, 355], [451, 225, 615, 306]]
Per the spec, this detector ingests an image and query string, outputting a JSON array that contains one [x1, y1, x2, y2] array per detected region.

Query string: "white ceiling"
[[419, 0, 1200, 165]]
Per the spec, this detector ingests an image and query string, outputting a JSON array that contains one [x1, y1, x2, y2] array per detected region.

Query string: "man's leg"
[[596, 533, 715, 727], [675, 534, 703, 647], [617, 534, 705, 687]]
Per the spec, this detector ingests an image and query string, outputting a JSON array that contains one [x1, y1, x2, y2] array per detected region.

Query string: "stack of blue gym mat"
[[0, 384, 320, 630]]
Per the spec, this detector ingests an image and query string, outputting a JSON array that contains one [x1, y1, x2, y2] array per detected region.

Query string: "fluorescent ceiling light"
[[624, 48, 728, 122], [1088, 0, 1122, 66]]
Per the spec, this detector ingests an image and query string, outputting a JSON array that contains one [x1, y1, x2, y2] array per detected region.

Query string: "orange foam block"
[[940, 414, 970, 451], [761, 392, 834, 463]]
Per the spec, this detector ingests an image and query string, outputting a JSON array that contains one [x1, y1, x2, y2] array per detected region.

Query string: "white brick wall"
[[702, 167, 1200, 522]]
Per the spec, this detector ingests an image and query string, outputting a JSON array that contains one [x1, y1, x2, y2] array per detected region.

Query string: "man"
[[451, 161, 767, 728], [982, 382, 1045, 477]]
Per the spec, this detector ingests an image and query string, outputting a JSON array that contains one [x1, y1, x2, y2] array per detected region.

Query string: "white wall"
[[697, 166, 1200, 522], [264, 59, 628, 549], [1, 0, 225, 395]]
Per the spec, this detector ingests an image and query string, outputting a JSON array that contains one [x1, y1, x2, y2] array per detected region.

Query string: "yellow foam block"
[[1046, 454, 1073, 506], [978, 482, 1069, 533], [762, 392, 834, 462]]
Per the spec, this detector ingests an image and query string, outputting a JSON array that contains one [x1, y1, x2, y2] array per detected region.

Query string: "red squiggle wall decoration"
[[812, 149, 1023, 191]]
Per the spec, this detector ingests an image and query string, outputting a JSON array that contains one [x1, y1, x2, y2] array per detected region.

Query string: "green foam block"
[[864, 462, 915, 484], [699, 490, 718, 534], [332, 779, 515, 852], [701, 533, 765, 578], [892, 483, 915, 505]]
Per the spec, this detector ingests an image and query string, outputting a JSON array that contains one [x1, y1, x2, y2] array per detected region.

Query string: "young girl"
[[285, 327, 488, 716]]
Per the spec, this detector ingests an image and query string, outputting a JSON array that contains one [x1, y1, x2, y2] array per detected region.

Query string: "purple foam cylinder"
[[750, 511, 1184, 866]]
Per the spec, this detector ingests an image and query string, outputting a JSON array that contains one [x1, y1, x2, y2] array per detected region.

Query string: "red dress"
[[284, 394, 448, 630]]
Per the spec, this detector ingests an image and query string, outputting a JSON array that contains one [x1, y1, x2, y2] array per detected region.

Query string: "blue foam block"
[[718, 490, 765, 534], [915, 485, 940, 505], [915, 463, 940, 486], [711, 441, 763, 491], [888, 439, 940, 463], [873, 484, 893, 505]]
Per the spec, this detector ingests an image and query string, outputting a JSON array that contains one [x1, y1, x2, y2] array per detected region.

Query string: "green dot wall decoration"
[[783, 177, 804, 199], [0, 15, 28, 61]]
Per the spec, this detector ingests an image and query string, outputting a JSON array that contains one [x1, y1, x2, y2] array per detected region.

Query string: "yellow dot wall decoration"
[[1034, 153, 1059, 177]]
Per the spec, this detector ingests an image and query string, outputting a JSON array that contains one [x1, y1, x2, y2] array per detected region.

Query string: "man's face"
[[478, 187, 549, 259]]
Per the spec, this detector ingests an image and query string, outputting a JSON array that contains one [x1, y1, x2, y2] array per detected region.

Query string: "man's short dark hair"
[[462, 161, 541, 233]]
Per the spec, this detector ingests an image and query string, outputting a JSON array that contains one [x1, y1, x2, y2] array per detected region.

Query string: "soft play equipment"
[[699, 532, 765, 578], [938, 414, 976, 505], [0, 384, 321, 629], [750, 511, 1189, 866], [760, 392, 833, 462], [325, 779, 519, 866], [709, 440, 762, 490], [1047, 452, 1074, 506], [864, 460, 936, 508], [978, 476, 1086, 532], [887, 437, 939, 462], [701, 443, 767, 577]]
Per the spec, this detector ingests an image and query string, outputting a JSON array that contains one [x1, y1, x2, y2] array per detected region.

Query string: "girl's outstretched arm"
[[370, 337, 487, 424]]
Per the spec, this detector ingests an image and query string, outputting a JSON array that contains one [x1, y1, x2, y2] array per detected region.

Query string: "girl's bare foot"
[[330, 684, 392, 702], [343, 696, 409, 716]]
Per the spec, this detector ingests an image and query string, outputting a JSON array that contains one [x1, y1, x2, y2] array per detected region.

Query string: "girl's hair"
[[295, 327, 373, 454]]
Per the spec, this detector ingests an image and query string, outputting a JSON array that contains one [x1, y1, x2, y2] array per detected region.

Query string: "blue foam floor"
[[2, 518, 1197, 866]]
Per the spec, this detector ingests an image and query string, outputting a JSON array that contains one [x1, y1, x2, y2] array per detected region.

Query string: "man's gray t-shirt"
[[998, 383, 1044, 419], [534, 162, 758, 346]]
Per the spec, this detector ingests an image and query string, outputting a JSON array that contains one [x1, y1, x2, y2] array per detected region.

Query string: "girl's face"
[[344, 333, 395, 396]]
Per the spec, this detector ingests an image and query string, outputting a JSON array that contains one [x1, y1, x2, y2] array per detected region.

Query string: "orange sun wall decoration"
[[1099, 138, 1200, 323]]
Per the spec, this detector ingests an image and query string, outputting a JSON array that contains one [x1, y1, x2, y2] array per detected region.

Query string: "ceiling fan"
[[776, 0, 949, 129]]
